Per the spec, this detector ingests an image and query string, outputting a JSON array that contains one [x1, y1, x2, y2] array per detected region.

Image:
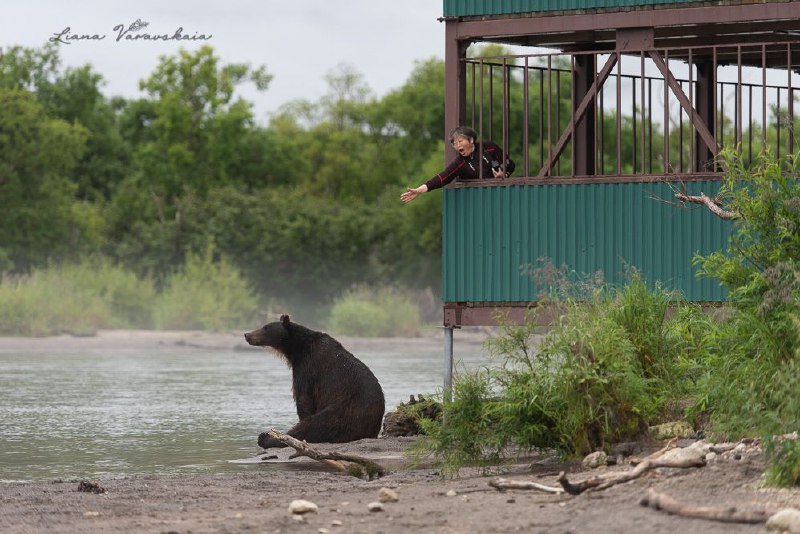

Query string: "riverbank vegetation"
[[0, 43, 447, 332], [2, 43, 795, 336], [415, 152, 800, 486]]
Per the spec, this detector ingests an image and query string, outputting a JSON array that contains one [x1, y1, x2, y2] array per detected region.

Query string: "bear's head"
[[244, 314, 292, 352]]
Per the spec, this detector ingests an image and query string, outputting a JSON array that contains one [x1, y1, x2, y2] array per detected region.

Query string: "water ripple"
[[0, 338, 488, 481]]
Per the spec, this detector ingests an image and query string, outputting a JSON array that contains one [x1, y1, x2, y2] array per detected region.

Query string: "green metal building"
[[442, 181, 730, 303], [438, 0, 800, 327], [444, 0, 715, 17]]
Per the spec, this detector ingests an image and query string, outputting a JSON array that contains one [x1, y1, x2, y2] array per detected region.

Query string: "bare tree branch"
[[557, 439, 709, 495], [640, 488, 777, 524], [264, 429, 387, 480], [489, 478, 564, 494], [674, 191, 738, 219]]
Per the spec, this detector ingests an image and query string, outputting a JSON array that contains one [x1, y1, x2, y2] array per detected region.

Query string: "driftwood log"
[[640, 489, 777, 524], [488, 437, 782, 527], [489, 478, 563, 494], [557, 439, 706, 495], [556, 452, 706, 495], [489, 438, 709, 496], [264, 429, 387, 480]]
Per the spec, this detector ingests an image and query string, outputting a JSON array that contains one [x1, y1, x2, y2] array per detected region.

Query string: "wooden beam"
[[648, 49, 719, 158], [444, 21, 469, 164], [452, 4, 800, 42], [538, 52, 618, 178]]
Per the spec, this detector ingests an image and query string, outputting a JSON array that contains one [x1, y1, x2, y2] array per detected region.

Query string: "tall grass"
[[0, 259, 155, 336], [0, 250, 258, 335], [327, 285, 421, 337], [153, 246, 258, 331], [414, 272, 706, 475]]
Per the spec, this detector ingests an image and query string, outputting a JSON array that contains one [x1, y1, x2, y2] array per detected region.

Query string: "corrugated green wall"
[[442, 181, 732, 302], [444, 0, 714, 17]]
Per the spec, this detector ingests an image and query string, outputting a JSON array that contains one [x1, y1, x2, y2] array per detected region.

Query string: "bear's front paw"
[[258, 432, 288, 449]]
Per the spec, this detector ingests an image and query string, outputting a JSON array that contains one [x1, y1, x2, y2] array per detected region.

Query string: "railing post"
[[573, 53, 596, 177], [444, 20, 468, 163], [695, 60, 716, 172]]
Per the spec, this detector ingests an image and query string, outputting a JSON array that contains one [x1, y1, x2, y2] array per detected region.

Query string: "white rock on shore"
[[288, 499, 318, 515]]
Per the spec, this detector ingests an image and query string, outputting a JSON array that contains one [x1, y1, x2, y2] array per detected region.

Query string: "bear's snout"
[[245, 322, 290, 349], [244, 328, 268, 346], [244, 330, 261, 345]]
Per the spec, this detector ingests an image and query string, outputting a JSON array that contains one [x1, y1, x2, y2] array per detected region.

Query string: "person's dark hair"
[[449, 126, 477, 144]]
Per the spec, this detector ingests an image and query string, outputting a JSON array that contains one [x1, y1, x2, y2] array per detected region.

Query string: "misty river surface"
[[0, 333, 490, 483]]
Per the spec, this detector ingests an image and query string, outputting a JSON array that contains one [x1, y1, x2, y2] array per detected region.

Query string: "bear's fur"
[[244, 315, 385, 448]]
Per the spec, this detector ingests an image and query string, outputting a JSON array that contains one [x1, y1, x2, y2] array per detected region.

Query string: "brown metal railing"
[[463, 40, 800, 183]]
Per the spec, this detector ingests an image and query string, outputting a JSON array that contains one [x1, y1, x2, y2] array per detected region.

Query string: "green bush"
[[412, 368, 508, 478], [0, 259, 156, 335], [765, 433, 800, 487], [0, 251, 259, 335], [693, 152, 800, 488], [415, 274, 706, 475], [327, 286, 421, 337], [534, 297, 654, 454], [608, 272, 672, 377], [84, 259, 157, 328], [153, 245, 258, 331]]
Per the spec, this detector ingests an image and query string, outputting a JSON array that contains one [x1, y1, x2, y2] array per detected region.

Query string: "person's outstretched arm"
[[400, 184, 428, 203], [400, 158, 465, 203]]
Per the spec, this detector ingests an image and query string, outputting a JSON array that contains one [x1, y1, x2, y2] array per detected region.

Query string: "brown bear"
[[244, 315, 385, 448]]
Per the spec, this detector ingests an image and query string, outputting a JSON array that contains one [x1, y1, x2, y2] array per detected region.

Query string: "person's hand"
[[492, 166, 505, 178], [400, 186, 425, 203]]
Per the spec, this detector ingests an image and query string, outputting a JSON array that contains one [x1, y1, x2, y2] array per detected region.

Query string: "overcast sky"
[[1, 0, 445, 124]]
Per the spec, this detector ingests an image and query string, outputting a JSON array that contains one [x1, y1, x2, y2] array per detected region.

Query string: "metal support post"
[[443, 326, 454, 403]]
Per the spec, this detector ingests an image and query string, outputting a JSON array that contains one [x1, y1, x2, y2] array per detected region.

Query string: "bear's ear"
[[280, 314, 291, 329]]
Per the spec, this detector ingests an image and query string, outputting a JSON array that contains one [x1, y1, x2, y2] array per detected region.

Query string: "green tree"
[[0, 43, 60, 95], [49, 66, 130, 200], [376, 57, 445, 169], [1, 43, 130, 200], [107, 46, 273, 276], [0, 89, 91, 271], [694, 150, 800, 484], [132, 45, 272, 196], [270, 64, 405, 201]]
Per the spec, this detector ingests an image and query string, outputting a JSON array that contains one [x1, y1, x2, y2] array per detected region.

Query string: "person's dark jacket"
[[424, 141, 515, 192]]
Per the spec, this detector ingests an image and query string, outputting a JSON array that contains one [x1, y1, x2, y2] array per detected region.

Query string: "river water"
[[0, 333, 490, 482]]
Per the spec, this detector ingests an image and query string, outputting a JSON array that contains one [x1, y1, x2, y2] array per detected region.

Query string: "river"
[[0, 331, 491, 482]]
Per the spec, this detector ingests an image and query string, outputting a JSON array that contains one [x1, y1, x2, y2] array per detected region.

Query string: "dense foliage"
[[414, 274, 704, 476], [414, 152, 800, 486], [1, 42, 677, 328], [693, 151, 800, 486], [0, 43, 448, 325]]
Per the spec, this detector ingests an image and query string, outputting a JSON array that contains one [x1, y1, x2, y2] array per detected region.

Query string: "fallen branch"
[[556, 471, 605, 495], [558, 440, 706, 495], [640, 488, 777, 524], [264, 429, 387, 480], [489, 478, 564, 494], [595, 452, 705, 492], [488, 440, 685, 496], [674, 191, 738, 219], [631, 437, 678, 465]]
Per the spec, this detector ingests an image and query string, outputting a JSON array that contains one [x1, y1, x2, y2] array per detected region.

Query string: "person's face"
[[451, 135, 475, 156]]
